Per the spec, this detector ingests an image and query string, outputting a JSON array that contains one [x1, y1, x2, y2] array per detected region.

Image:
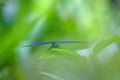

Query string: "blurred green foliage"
[[0, 0, 120, 80]]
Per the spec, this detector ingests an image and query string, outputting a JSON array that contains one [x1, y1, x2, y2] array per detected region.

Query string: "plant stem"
[[88, 58, 94, 80]]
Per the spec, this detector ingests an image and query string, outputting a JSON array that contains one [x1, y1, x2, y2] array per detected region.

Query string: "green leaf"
[[38, 48, 79, 60], [0, 17, 40, 54], [92, 36, 120, 57]]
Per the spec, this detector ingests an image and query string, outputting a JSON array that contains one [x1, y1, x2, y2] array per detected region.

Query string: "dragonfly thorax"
[[48, 42, 60, 50], [52, 42, 60, 48]]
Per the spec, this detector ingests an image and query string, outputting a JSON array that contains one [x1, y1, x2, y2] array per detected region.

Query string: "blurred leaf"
[[38, 48, 79, 60], [0, 17, 41, 72], [92, 36, 120, 57], [40, 72, 63, 80]]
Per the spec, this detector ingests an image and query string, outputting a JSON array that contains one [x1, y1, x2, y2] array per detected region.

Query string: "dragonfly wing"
[[23, 42, 51, 47], [57, 41, 87, 44]]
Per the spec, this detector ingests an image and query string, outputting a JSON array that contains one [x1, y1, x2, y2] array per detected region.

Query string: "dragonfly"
[[24, 41, 87, 49]]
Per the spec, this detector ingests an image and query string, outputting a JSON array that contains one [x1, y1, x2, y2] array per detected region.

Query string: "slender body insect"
[[24, 41, 87, 49]]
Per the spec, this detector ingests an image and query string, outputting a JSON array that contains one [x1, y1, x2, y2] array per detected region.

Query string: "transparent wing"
[[56, 41, 87, 44], [23, 42, 51, 47]]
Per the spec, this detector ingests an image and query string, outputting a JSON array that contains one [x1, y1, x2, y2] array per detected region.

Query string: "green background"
[[0, 0, 120, 80]]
